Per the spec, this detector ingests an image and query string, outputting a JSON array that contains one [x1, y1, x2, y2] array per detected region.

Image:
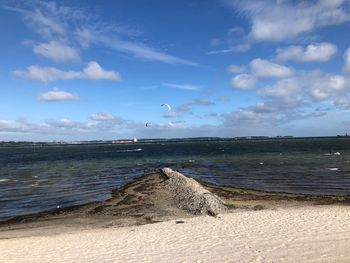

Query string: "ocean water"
[[0, 138, 350, 220]]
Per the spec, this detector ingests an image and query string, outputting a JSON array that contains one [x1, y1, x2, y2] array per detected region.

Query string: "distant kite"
[[161, 103, 171, 111], [145, 122, 151, 127]]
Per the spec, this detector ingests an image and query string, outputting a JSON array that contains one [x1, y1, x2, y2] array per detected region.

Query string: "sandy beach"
[[1, 205, 349, 263], [1, 169, 349, 262]]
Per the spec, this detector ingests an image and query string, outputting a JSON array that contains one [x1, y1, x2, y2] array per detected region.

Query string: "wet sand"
[[0, 170, 349, 262], [0, 170, 349, 238]]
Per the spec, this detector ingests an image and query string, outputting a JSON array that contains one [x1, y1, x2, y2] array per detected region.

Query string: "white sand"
[[1, 206, 349, 263]]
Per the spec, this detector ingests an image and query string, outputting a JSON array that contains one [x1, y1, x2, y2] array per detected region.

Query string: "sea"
[[0, 137, 350, 220]]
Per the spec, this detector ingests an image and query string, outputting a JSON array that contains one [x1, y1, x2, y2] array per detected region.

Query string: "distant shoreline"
[[1, 135, 350, 146]]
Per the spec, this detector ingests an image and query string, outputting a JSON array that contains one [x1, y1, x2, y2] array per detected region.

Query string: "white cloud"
[[225, 0, 350, 42], [208, 44, 250, 55], [33, 41, 80, 63], [222, 103, 276, 124], [14, 66, 80, 82], [90, 112, 115, 121], [250, 59, 294, 78], [163, 83, 201, 91], [83, 61, 120, 81], [308, 73, 348, 101], [163, 99, 215, 118], [335, 96, 350, 107], [259, 78, 303, 108], [99, 36, 197, 66], [191, 99, 215, 106], [231, 74, 256, 89], [276, 43, 337, 62], [0, 119, 31, 132], [38, 88, 79, 102], [343, 47, 350, 73], [24, 4, 66, 40], [75, 27, 94, 48], [227, 64, 245, 73], [5, 2, 197, 66], [14, 61, 121, 83]]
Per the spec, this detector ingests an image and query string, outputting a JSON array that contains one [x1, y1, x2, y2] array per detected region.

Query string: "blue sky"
[[1, 0, 350, 141]]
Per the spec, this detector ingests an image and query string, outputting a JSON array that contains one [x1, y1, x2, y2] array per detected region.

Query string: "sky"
[[1, 0, 350, 141]]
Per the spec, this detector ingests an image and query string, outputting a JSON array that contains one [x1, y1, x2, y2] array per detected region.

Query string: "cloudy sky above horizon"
[[1, 0, 350, 141]]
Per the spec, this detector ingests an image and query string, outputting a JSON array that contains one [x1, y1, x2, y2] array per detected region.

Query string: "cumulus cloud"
[[38, 88, 79, 102], [276, 43, 337, 62], [250, 59, 294, 78], [224, 0, 350, 42], [231, 74, 256, 89], [33, 41, 80, 63], [258, 78, 303, 108], [14, 61, 121, 83], [308, 73, 348, 101], [222, 103, 277, 126], [83, 62, 121, 80]]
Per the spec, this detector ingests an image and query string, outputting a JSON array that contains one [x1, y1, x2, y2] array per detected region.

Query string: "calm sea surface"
[[1, 138, 350, 220]]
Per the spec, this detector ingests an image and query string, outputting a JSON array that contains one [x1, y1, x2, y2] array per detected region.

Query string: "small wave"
[[116, 148, 142, 153], [327, 168, 339, 171], [0, 179, 10, 183]]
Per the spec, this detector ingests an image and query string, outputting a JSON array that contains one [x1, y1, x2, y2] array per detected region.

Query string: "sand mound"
[[161, 168, 226, 216]]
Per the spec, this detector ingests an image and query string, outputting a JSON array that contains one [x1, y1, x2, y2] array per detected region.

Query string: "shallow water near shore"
[[1, 137, 350, 220]]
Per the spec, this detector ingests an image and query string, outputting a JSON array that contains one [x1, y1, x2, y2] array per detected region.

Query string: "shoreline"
[[0, 169, 349, 239], [1, 169, 349, 262]]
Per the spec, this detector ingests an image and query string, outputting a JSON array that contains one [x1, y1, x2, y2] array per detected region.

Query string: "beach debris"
[[253, 205, 265, 210], [161, 103, 171, 111], [161, 168, 227, 216], [175, 220, 185, 224]]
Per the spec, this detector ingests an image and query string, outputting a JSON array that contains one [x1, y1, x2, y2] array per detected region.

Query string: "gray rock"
[[160, 168, 227, 216]]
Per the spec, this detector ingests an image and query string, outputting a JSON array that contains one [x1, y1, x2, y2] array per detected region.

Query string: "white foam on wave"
[[327, 167, 339, 171], [0, 178, 10, 183]]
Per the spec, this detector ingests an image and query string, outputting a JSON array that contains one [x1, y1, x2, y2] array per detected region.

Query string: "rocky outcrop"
[[161, 168, 226, 216]]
